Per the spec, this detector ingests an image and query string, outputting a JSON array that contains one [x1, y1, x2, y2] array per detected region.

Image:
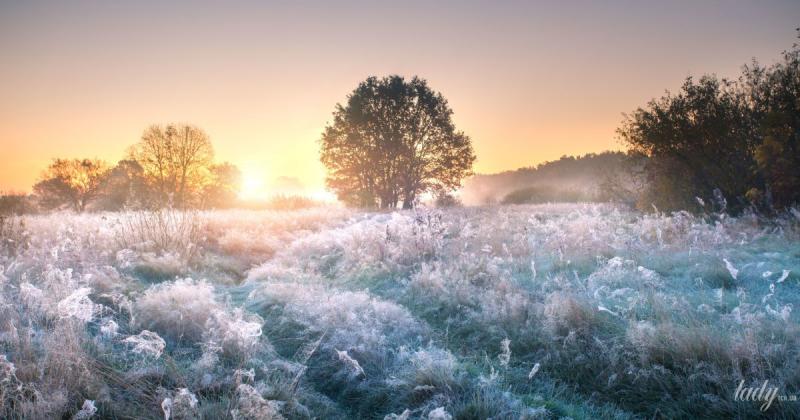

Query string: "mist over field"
[[1, 204, 798, 419], [458, 152, 631, 206]]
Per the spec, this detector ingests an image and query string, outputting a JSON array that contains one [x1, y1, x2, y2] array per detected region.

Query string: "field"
[[1, 204, 799, 419]]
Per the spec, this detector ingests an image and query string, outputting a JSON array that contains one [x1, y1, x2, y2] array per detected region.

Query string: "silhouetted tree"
[[128, 124, 214, 208], [618, 76, 759, 212], [320, 75, 475, 209], [618, 32, 800, 213], [97, 160, 152, 210], [201, 162, 242, 208], [0, 192, 36, 215], [742, 37, 800, 209], [33, 158, 110, 212], [433, 192, 462, 208]]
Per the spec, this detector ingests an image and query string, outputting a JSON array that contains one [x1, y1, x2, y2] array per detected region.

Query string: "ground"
[[0, 204, 799, 419]]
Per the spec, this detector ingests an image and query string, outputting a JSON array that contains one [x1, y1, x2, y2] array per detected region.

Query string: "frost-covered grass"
[[0, 204, 799, 419]]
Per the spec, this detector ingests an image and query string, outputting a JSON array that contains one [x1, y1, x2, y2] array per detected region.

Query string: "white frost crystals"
[[336, 349, 366, 377], [528, 363, 541, 380], [135, 278, 218, 342], [204, 308, 264, 357], [123, 330, 166, 359], [161, 388, 198, 420], [1, 204, 799, 419], [428, 407, 453, 420], [99, 319, 119, 338], [597, 306, 619, 317], [230, 384, 285, 420], [57, 287, 97, 323], [498, 338, 511, 367], [777, 269, 791, 283], [723, 258, 739, 280], [71, 400, 97, 419]]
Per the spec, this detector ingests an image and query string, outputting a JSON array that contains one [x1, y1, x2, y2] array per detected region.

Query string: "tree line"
[[317, 33, 800, 214], [616, 34, 800, 213], [18, 124, 241, 212], [3, 33, 799, 215], [459, 152, 629, 205], [3, 75, 478, 214]]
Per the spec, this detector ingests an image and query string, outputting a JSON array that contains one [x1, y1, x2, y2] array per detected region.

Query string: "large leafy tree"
[[128, 124, 214, 208], [617, 76, 760, 212], [619, 33, 800, 213], [742, 39, 800, 209], [33, 158, 110, 212], [320, 75, 475, 209]]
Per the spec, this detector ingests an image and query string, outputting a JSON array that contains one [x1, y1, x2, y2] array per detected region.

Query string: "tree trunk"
[[402, 192, 415, 209]]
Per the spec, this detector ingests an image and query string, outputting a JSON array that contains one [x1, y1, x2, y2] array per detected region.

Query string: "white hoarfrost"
[[123, 330, 166, 358], [71, 400, 97, 419], [336, 349, 366, 377], [57, 287, 97, 322], [0, 205, 798, 419], [428, 407, 453, 420]]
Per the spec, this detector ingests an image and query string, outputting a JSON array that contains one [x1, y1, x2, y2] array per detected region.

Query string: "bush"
[[433, 193, 461, 208], [0, 215, 27, 258], [0, 194, 35, 216], [501, 185, 590, 204], [114, 209, 203, 262], [265, 195, 324, 211]]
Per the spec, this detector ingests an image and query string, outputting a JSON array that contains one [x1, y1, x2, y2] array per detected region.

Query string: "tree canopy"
[[617, 35, 800, 213], [28, 124, 241, 212], [33, 158, 110, 212], [320, 75, 475, 209], [128, 124, 215, 208]]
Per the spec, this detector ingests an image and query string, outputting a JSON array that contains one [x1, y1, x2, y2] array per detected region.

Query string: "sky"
[[1, 0, 799, 198]]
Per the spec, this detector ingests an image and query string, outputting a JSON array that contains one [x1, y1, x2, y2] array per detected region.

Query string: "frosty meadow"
[[3, 6, 800, 418], [0, 204, 798, 419]]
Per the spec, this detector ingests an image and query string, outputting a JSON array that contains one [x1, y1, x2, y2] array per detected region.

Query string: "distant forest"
[[466, 34, 800, 214], [459, 152, 632, 206]]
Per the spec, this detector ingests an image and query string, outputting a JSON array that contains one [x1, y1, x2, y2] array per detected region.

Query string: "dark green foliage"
[[619, 34, 800, 213]]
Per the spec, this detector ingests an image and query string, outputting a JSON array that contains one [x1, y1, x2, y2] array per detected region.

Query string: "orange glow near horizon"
[[1, 2, 798, 195], [238, 168, 268, 201]]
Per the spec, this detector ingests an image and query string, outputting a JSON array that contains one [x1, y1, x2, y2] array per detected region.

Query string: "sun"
[[239, 170, 266, 200]]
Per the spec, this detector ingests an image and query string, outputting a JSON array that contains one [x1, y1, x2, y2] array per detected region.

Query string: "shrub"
[[113, 209, 203, 262], [501, 185, 590, 204], [0, 216, 27, 258]]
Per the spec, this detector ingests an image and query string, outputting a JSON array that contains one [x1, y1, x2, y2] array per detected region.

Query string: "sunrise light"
[[1, 2, 799, 418], [238, 168, 268, 201]]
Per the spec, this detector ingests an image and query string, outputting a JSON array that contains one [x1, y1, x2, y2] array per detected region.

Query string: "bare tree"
[[128, 124, 214, 208], [33, 158, 109, 212]]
